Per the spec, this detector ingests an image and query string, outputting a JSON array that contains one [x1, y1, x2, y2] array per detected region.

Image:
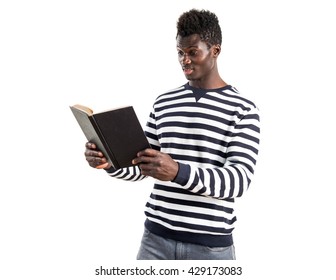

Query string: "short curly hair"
[[176, 9, 222, 47]]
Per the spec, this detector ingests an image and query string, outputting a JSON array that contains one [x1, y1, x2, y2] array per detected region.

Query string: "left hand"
[[132, 148, 179, 181]]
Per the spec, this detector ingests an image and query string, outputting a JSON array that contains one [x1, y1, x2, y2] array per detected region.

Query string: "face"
[[176, 34, 219, 84]]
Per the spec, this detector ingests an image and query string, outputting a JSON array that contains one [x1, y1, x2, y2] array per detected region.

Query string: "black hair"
[[176, 9, 222, 47]]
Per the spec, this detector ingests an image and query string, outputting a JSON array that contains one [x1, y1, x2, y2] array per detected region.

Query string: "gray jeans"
[[136, 228, 236, 260]]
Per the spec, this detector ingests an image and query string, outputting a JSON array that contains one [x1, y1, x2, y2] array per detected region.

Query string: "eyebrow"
[[176, 45, 199, 49]]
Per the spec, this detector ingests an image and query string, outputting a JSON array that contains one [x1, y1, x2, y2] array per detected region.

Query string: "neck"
[[189, 64, 226, 89], [189, 77, 227, 90]]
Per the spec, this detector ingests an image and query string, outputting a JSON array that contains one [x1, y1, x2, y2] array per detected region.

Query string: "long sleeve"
[[173, 107, 260, 199], [106, 164, 146, 181]]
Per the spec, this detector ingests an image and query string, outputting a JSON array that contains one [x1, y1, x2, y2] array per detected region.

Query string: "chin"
[[185, 75, 195, 81]]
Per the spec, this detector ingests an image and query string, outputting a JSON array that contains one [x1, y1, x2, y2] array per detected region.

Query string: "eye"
[[177, 50, 184, 57], [189, 49, 198, 56]]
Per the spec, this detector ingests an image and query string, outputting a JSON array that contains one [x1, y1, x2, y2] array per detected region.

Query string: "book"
[[70, 104, 150, 169]]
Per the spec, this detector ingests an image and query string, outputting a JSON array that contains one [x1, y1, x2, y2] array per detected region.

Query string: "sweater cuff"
[[104, 166, 117, 174], [172, 162, 190, 186]]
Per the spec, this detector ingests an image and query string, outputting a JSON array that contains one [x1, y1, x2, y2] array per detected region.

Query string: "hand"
[[84, 142, 112, 169], [132, 148, 179, 181]]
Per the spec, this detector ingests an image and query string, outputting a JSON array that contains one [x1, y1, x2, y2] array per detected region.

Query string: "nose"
[[181, 54, 191, 65]]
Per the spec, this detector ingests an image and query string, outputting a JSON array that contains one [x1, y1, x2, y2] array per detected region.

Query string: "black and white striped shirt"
[[108, 83, 260, 247]]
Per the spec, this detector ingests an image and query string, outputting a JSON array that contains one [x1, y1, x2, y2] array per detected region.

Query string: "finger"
[[87, 156, 106, 167], [85, 142, 97, 149], [96, 162, 109, 169], [85, 149, 104, 158], [137, 148, 157, 157], [139, 165, 152, 176], [132, 155, 153, 165], [86, 157, 97, 166], [141, 166, 158, 179]]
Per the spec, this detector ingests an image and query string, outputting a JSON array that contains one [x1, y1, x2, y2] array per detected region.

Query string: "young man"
[[85, 9, 260, 260]]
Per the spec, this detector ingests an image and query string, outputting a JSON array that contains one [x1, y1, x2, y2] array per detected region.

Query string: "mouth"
[[183, 67, 193, 75]]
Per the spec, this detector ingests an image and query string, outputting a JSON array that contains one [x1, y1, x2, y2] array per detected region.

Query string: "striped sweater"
[[107, 83, 260, 247]]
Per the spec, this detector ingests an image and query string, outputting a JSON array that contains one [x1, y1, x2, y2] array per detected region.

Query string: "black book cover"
[[70, 105, 150, 169]]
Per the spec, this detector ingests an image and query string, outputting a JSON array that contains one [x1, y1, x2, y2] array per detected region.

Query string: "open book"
[[70, 104, 150, 169]]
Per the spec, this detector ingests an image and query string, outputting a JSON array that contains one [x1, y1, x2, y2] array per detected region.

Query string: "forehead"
[[176, 34, 208, 49]]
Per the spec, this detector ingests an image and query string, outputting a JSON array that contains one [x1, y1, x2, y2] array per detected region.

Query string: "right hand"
[[84, 142, 112, 169]]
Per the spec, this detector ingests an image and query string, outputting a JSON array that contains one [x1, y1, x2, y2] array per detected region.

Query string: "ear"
[[212, 44, 221, 57]]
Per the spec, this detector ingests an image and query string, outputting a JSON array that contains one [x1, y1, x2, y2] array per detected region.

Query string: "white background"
[[1, 0, 335, 279]]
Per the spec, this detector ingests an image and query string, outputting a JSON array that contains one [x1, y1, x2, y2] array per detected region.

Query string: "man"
[[85, 9, 260, 260]]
